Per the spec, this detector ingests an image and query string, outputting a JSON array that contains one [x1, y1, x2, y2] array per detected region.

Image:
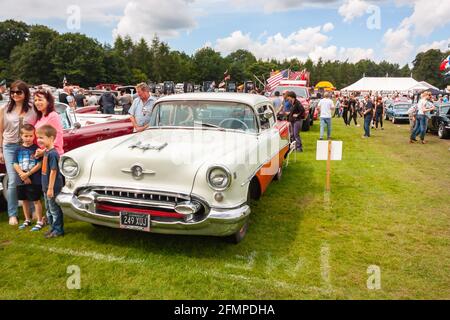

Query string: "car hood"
[[88, 128, 256, 195]]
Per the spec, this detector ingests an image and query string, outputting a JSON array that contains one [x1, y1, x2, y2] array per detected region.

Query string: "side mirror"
[[74, 122, 81, 129], [263, 109, 274, 120]]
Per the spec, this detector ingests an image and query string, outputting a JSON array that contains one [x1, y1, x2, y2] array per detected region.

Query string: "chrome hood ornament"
[[121, 164, 156, 180], [129, 141, 168, 152]]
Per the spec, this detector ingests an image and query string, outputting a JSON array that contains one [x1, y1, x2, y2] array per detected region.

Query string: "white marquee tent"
[[341, 77, 429, 92]]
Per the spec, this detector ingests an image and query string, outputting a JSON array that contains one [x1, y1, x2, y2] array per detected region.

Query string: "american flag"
[[267, 69, 288, 90]]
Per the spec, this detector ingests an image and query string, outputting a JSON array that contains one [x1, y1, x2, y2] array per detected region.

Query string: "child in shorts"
[[14, 124, 44, 231]]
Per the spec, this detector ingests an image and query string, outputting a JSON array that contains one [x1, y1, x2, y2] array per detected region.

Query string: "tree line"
[[0, 19, 449, 90]]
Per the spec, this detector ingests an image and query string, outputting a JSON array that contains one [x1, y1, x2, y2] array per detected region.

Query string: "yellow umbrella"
[[315, 81, 336, 91]]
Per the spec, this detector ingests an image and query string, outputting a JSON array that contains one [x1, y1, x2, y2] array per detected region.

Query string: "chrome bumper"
[[56, 191, 251, 237]]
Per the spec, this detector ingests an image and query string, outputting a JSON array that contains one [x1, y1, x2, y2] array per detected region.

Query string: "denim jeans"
[[291, 120, 303, 151], [3, 143, 20, 217], [44, 194, 64, 235], [320, 118, 332, 139], [364, 116, 372, 137], [375, 112, 383, 128], [411, 115, 427, 141]]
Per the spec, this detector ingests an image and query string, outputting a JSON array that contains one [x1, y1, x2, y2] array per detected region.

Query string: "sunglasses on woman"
[[10, 90, 24, 96]]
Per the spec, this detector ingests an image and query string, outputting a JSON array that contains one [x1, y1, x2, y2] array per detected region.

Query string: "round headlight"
[[61, 157, 79, 178], [207, 166, 232, 191]]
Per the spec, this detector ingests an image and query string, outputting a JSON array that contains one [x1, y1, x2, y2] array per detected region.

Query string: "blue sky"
[[1, 0, 449, 65]]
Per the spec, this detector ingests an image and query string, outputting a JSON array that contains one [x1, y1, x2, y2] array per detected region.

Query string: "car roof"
[[156, 92, 271, 107]]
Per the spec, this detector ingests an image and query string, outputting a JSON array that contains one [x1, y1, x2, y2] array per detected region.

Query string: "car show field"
[[1, 119, 448, 300]]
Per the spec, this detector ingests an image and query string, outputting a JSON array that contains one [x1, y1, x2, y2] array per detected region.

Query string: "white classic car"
[[56, 93, 292, 243]]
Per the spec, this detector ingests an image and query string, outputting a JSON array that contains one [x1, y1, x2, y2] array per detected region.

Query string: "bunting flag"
[[440, 55, 450, 71]]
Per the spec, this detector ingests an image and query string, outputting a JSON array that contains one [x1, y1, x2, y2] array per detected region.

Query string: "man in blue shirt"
[[129, 83, 156, 132]]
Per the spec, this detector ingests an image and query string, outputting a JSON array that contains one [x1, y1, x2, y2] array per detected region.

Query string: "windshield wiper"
[[194, 121, 221, 129]]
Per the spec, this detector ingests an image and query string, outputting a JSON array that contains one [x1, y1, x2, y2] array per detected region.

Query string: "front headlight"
[[61, 157, 80, 178], [207, 166, 232, 191]]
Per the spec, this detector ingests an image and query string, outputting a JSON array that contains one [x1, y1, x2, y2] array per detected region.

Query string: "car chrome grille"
[[75, 187, 207, 223]]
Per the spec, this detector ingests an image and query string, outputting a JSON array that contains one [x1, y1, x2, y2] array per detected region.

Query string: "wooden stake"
[[326, 140, 332, 192]]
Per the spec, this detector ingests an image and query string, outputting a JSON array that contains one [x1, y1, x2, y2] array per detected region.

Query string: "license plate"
[[119, 212, 151, 232]]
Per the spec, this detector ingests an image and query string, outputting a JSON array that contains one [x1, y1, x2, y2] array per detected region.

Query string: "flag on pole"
[[267, 69, 288, 90], [63, 75, 68, 87], [440, 55, 450, 71]]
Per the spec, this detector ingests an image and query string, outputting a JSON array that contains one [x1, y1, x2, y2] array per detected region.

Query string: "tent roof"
[[341, 77, 425, 92]]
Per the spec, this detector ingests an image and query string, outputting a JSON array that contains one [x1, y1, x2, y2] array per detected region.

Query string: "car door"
[[256, 104, 281, 192]]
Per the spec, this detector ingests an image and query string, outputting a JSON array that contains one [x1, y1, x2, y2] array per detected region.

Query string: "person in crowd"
[[119, 89, 133, 115], [410, 91, 435, 144], [66, 87, 76, 109], [0, 80, 6, 101], [286, 91, 305, 152], [86, 92, 98, 106], [33, 88, 64, 156], [374, 96, 385, 130], [407, 102, 418, 136], [272, 91, 282, 114], [443, 95, 449, 103], [348, 94, 359, 127], [277, 91, 291, 121], [98, 87, 118, 115], [129, 83, 156, 132], [333, 97, 341, 118], [14, 124, 43, 231], [362, 95, 374, 138], [0, 80, 38, 225], [342, 96, 349, 126], [74, 89, 87, 108], [317, 92, 335, 140], [58, 86, 70, 105], [37, 125, 65, 238]]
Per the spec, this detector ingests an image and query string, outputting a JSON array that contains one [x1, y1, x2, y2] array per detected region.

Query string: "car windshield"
[[55, 103, 72, 130], [272, 86, 308, 98], [151, 101, 258, 133]]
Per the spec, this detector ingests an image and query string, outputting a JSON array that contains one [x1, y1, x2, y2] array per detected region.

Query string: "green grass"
[[0, 118, 449, 300]]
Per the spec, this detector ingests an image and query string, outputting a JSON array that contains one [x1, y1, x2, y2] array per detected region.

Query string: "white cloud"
[[230, 0, 338, 13], [338, 0, 371, 22], [382, 26, 413, 65], [417, 38, 450, 53], [322, 22, 335, 32], [399, 0, 450, 36], [0, 0, 126, 25], [113, 0, 198, 41], [213, 27, 374, 63]]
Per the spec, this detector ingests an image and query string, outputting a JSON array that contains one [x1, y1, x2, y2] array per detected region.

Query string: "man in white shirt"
[[317, 92, 335, 140]]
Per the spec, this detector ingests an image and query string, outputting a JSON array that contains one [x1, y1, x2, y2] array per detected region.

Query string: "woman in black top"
[[374, 96, 384, 130], [286, 91, 305, 152]]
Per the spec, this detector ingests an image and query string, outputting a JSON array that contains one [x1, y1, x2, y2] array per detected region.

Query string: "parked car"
[[428, 103, 450, 139], [56, 93, 292, 243], [385, 102, 411, 124], [0, 103, 134, 206]]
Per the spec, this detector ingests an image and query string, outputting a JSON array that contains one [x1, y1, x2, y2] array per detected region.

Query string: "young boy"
[[36, 125, 65, 238], [14, 124, 44, 231]]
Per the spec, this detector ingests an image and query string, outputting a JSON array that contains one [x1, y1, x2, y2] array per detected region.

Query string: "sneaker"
[[31, 222, 45, 232], [421, 140, 427, 144], [9, 216, 19, 226], [44, 230, 53, 237], [319, 137, 323, 140], [19, 220, 32, 230]]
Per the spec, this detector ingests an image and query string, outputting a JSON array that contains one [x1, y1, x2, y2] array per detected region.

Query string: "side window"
[[257, 105, 275, 131]]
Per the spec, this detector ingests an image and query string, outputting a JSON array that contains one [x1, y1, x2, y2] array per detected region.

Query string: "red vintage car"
[[0, 102, 134, 206]]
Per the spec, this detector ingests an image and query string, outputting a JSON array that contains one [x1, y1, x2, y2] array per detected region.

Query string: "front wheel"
[[227, 220, 249, 244]]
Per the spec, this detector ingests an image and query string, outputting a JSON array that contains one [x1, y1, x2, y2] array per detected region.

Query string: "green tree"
[[413, 49, 446, 88], [48, 33, 106, 87], [192, 47, 225, 83]]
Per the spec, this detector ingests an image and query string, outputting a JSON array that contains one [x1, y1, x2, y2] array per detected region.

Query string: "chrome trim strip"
[[96, 196, 176, 210]]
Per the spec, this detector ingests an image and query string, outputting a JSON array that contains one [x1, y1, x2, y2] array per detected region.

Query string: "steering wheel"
[[219, 118, 249, 130]]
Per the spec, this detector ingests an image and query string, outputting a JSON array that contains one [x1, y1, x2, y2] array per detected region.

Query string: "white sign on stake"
[[316, 141, 343, 161]]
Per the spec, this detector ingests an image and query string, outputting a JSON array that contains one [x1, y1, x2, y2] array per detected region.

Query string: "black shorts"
[[17, 184, 43, 202]]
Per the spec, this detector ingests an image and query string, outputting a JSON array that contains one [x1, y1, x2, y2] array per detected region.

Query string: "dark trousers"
[[350, 109, 358, 125], [411, 115, 427, 141], [375, 112, 383, 128], [290, 120, 303, 151], [44, 194, 64, 235], [342, 108, 349, 125], [364, 116, 373, 137], [104, 105, 115, 114]]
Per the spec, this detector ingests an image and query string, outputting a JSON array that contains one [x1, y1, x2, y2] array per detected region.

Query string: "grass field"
[[0, 118, 449, 300]]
